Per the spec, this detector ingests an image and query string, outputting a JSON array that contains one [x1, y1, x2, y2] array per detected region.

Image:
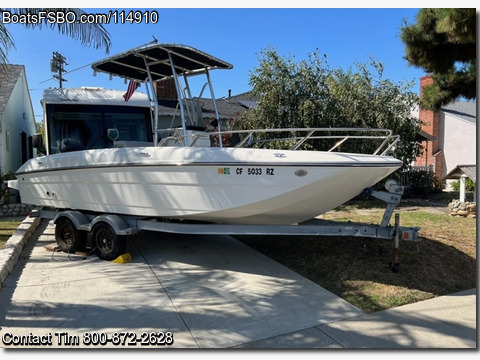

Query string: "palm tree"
[[1, 8, 111, 71]]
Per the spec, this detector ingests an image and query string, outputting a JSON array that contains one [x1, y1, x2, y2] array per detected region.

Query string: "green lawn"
[[238, 192, 476, 313], [0, 220, 24, 249]]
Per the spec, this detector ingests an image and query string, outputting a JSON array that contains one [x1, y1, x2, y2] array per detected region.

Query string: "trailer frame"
[[29, 180, 420, 273]]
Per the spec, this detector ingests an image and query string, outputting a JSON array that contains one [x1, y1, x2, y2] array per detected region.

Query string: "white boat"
[[11, 42, 402, 225]]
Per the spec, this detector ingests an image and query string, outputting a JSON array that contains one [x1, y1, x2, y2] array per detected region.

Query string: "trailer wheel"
[[91, 223, 126, 261], [55, 217, 86, 253]]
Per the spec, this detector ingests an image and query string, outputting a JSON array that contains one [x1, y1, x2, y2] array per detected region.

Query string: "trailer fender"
[[89, 214, 137, 236], [53, 211, 90, 231]]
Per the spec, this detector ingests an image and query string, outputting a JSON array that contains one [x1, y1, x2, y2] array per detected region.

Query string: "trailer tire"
[[91, 223, 126, 261], [55, 217, 86, 253]]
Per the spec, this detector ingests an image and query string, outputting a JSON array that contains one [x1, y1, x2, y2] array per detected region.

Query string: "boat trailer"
[[30, 180, 419, 273]]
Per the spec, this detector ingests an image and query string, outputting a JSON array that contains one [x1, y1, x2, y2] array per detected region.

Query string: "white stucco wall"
[[442, 113, 476, 178], [1, 69, 37, 175]]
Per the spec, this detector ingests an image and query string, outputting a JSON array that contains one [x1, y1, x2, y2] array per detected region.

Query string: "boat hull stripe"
[[16, 161, 400, 176]]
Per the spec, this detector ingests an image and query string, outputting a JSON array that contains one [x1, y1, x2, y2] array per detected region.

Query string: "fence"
[[398, 165, 439, 192]]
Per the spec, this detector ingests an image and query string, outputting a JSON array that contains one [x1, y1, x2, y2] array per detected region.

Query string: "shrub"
[[450, 178, 476, 192], [0, 172, 16, 205], [375, 168, 442, 194]]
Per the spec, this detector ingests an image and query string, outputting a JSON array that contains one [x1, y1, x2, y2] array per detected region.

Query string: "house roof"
[[199, 91, 260, 118], [417, 129, 436, 142], [0, 64, 24, 117], [445, 164, 476, 182], [157, 91, 260, 120], [441, 101, 476, 124]]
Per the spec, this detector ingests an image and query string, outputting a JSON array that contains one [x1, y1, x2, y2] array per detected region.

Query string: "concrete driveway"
[[0, 219, 363, 348]]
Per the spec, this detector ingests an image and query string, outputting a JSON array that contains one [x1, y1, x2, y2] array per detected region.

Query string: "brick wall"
[[154, 78, 177, 100], [415, 75, 444, 181]]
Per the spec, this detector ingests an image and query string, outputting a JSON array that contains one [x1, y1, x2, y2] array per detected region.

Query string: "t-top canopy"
[[91, 42, 233, 82]]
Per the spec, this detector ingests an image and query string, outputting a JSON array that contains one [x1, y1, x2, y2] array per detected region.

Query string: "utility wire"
[[39, 61, 93, 84]]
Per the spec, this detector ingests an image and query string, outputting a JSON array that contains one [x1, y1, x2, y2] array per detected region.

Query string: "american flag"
[[123, 80, 140, 101]]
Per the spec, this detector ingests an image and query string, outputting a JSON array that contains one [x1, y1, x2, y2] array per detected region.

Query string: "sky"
[[0, 6, 451, 123]]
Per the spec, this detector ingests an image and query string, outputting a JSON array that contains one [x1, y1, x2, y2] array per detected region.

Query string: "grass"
[[0, 219, 24, 250], [237, 191, 476, 313]]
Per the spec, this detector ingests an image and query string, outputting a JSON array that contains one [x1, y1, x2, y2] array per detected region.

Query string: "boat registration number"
[[217, 167, 275, 176]]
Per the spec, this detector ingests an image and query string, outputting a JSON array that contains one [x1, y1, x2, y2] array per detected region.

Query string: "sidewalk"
[[238, 288, 476, 348]]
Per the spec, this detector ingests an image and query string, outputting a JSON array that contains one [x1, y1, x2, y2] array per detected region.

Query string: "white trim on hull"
[[14, 146, 401, 224]]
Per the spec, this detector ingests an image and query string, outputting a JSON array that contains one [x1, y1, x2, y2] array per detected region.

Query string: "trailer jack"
[[364, 180, 420, 272]]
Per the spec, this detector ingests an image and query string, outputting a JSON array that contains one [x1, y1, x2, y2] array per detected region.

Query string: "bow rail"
[[157, 127, 400, 156]]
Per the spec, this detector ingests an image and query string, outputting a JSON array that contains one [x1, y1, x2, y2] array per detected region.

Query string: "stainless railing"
[[156, 127, 400, 156]]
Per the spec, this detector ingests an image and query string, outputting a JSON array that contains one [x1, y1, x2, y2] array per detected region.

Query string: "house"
[[153, 78, 257, 131], [413, 75, 476, 187], [0, 64, 37, 176]]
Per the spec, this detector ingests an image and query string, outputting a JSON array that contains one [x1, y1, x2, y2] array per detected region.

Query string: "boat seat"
[[58, 138, 85, 153]]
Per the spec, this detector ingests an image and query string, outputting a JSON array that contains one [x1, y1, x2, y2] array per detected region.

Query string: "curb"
[[0, 216, 42, 290]]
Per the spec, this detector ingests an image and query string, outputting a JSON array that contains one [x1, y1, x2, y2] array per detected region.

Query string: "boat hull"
[[14, 146, 402, 224]]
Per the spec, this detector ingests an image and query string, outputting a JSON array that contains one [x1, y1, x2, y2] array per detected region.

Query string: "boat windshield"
[[46, 104, 153, 154]]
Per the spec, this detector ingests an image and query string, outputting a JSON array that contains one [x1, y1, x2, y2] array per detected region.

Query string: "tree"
[[328, 60, 421, 167], [0, 8, 111, 72], [243, 47, 336, 130], [400, 8, 476, 109], [239, 47, 421, 168]]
